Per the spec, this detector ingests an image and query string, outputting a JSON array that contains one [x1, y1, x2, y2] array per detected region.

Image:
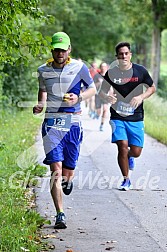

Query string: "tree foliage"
[[39, 0, 123, 61], [151, 0, 167, 85], [0, 0, 54, 107], [161, 29, 167, 61], [1, 0, 167, 108], [0, 0, 53, 65]]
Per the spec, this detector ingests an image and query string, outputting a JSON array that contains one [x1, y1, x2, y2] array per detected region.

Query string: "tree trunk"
[[136, 42, 148, 67], [151, 26, 161, 87]]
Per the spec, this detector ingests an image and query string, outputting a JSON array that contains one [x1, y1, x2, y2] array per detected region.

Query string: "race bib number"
[[47, 114, 72, 131], [116, 101, 134, 116]]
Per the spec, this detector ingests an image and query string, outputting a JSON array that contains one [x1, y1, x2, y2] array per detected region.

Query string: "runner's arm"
[[79, 86, 96, 101], [33, 89, 47, 114], [141, 83, 156, 101], [130, 83, 156, 109]]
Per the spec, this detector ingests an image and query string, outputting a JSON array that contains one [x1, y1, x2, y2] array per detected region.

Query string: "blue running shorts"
[[42, 120, 83, 169], [110, 120, 144, 147]]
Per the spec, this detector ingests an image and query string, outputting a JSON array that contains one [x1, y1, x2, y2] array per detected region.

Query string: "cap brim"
[[51, 43, 69, 50]]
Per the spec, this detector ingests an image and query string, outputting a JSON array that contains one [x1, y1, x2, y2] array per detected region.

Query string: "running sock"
[[123, 176, 129, 180], [57, 209, 64, 214]]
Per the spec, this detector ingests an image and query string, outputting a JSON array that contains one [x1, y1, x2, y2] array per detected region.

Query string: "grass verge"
[[144, 94, 167, 145], [0, 108, 48, 252]]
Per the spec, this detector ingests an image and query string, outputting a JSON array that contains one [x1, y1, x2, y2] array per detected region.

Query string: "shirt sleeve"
[[80, 63, 95, 88]]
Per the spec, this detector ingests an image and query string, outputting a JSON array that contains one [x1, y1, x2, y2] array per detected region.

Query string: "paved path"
[[35, 105, 167, 252]]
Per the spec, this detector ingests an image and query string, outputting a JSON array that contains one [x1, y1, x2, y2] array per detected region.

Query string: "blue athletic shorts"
[[42, 120, 83, 169], [110, 120, 144, 147]]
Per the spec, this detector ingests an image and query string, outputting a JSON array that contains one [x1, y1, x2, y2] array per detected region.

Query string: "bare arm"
[[130, 83, 156, 109], [141, 83, 156, 100], [62, 86, 96, 107], [33, 89, 47, 114], [79, 86, 96, 101], [99, 85, 117, 104]]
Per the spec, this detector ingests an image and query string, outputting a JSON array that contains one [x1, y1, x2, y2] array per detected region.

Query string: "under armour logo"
[[113, 78, 122, 84]]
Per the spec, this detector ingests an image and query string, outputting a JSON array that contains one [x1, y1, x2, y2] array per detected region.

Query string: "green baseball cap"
[[51, 32, 71, 50]]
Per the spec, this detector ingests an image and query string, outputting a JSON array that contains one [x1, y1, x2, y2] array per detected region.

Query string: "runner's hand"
[[33, 104, 44, 114], [106, 94, 117, 104], [63, 93, 79, 106], [130, 95, 143, 109]]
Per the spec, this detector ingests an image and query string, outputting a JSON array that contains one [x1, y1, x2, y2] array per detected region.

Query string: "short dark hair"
[[115, 42, 131, 55]]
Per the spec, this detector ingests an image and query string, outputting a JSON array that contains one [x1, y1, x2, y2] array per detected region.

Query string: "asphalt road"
[[35, 105, 167, 252]]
